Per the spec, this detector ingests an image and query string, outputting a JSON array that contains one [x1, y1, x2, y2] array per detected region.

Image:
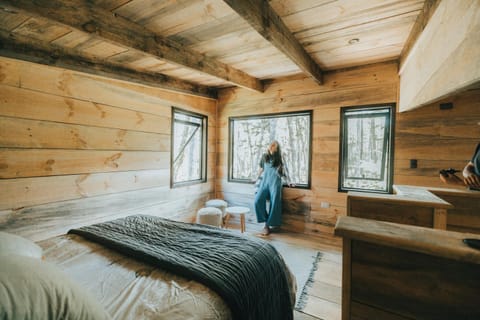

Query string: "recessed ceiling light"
[[348, 38, 360, 45]]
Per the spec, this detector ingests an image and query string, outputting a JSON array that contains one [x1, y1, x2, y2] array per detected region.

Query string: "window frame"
[[228, 110, 313, 189], [170, 107, 208, 188], [338, 103, 395, 194]]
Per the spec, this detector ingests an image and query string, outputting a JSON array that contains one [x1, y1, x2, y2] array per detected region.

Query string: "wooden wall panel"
[[0, 86, 171, 134], [0, 170, 169, 210], [0, 117, 170, 151], [395, 89, 480, 188], [0, 56, 217, 240], [217, 61, 480, 240], [0, 181, 214, 241], [216, 61, 399, 238], [0, 149, 169, 178]]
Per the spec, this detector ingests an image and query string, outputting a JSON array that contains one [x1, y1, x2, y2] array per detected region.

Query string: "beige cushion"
[[196, 207, 223, 227], [0, 231, 42, 259], [0, 255, 111, 320], [205, 199, 228, 216]]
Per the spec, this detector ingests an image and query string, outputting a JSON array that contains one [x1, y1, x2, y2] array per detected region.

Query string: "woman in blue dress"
[[254, 141, 292, 236]]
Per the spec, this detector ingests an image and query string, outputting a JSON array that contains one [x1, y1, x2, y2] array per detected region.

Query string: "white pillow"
[[0, 231, 42, 259], [0, 255, 111, 320]]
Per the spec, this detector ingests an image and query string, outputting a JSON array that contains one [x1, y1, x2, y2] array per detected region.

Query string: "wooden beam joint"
[[223, 0, 323, 85]]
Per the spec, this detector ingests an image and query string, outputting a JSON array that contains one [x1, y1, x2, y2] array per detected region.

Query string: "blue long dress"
[[254, 159, 283, 227]]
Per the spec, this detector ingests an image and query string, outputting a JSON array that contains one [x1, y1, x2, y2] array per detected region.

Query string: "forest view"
[[341, 107, 392, 192], [231, 112, 311, 186], [172, 111, 204, 184]]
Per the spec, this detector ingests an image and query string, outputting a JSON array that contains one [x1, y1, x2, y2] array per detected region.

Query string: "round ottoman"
[[205, 199, 228, 215], [205, 199, 228, 227], [196, 207, 223, 227]]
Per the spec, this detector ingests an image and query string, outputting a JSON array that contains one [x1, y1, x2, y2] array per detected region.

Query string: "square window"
[[339, 105, 395, 193], [171, 107, 207, 187], [229, 111, 312, 188]]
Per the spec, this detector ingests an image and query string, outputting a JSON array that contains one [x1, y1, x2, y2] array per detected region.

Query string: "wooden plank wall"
[[217, 61, 480, 238], [216, 61, 399, 237], [0, 56, 217, 241], [395, 89, 480, 187]]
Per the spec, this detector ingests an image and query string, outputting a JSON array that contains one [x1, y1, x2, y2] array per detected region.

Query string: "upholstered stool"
[[225, 206, 250, 233], [205, 199, 228, 214], [196, 207, 223, 227], [205, 199, 228, 226]]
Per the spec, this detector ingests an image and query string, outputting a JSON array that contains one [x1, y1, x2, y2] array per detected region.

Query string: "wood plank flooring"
[[229, 221, 343, 320]]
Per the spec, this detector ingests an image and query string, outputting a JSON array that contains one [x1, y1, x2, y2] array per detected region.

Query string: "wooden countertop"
[[335, 216, 480, 265], [348, 185, 453, 209], [419, 185, 480, 199]]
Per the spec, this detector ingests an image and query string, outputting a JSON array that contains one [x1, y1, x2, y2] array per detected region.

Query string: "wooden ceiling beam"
[[0, 0, 264, 93], [223, 0, 323, 84], [0, 32, 216, 99]]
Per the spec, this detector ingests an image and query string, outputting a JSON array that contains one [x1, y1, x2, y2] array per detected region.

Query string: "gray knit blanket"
[[68, 215, 294, 320]]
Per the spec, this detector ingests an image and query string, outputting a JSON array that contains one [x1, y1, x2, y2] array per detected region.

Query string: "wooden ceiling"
[[0, 0, 426, 98]]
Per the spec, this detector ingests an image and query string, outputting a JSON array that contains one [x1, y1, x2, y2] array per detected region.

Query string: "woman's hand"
[[464, 173, 480, 189], [462, 162, 480, 189]]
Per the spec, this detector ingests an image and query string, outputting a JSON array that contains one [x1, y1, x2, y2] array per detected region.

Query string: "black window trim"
[[228, 110, 313, 189], [338, 103, 396, 194], [170, 106, 208, 188]]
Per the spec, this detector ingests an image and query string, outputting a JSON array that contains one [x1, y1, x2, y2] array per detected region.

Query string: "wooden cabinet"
[[429, 188, 480, 234], [347, 185, 452, 230], [335, 216, 480, 320]]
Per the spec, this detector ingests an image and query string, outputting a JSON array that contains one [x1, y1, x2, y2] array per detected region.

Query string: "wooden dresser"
[[335, 216, 480, 320]]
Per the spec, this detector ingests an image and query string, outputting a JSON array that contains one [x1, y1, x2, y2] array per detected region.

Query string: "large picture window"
[[229, 111, 312, 188], [171, 107, 207, 187], [339, 104, 395, 193]]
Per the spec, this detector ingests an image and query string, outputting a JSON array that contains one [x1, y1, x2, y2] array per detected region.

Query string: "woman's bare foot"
[[261, 226, 270, 236]]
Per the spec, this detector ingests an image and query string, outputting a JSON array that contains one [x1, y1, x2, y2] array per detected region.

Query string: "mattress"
[[38, 234, 232, 320]]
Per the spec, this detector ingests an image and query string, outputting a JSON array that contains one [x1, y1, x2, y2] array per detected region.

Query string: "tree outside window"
[[171, 107, 207, 187], [229, 111, 312, 188], [339, 105, 395, 193]]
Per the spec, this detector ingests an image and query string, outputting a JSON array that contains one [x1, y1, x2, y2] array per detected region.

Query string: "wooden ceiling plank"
[[292, 0, 425, 40], [11, 16, 72, 43], [139, 0, 232, 37], [169, 14, 248, 46], [0, 32, 216, 98], [0, 0, 263, 92], [223, 0, 323, 84], [0, 10, 30, 31]]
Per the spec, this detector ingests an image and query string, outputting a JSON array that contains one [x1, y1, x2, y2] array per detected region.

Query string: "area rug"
[[294, 251, 323, 311], [266, 240, 322, 310]]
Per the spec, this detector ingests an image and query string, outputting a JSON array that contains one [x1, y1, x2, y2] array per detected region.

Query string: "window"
[[229, 111, 312, 188], [171, 107, 207, 187], [339, 104, 395, 193]]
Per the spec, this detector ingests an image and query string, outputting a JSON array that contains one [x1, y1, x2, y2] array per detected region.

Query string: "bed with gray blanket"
[[40, 215, 296, 319]]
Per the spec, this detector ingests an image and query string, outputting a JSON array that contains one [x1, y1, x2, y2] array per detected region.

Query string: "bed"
[[37, 215, 296, 320]]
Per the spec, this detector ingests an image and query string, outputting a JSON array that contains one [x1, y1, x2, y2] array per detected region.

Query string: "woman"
[[254, 141, 292, 236]]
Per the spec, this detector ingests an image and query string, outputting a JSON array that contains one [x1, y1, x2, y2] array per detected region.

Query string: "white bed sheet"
[[39, 234, 232, 320]]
